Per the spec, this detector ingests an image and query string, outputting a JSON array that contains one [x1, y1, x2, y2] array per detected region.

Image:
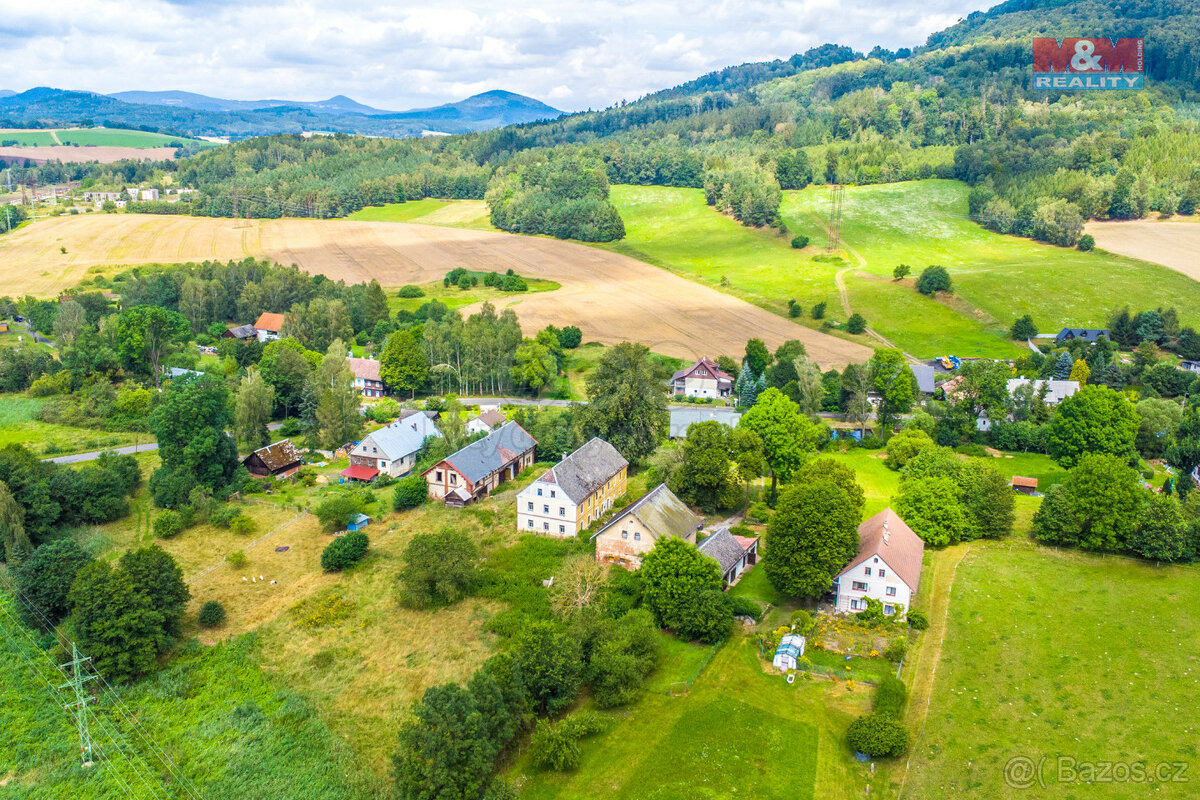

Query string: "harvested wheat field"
[[1084, 218, 1200, 281], [0, 145, 179, 164], [0, 213, 871, 367]]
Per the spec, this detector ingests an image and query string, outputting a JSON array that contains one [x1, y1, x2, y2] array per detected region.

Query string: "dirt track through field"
[[1083, 218, 1200, 281], [0, 214, 871, 368]]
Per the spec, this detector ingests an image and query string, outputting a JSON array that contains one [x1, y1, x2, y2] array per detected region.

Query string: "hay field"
[[0, 213, 870, 368], [1084, 217, 1200, 281]]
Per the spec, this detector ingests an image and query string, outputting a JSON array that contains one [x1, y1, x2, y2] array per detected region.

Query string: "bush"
[[228, 514, 256, 534], [789, 609, 814, 634], [397, 530, 478, 607], [787, 300, 803, 318], [790, 234, 809, 249], [321, 532, 369, 571], [884, 635, 908, 662], [859, 434, 883, 450], [673, 589, 734, 644], [558, 325, 583, 349], [529, 712, 605, 772], [397, 285, 425, 298], [153, 509, 184, 538], [226, 550, 247, 568], [210, 506, 241, 528], [846, 713, 910, 757], [845, 313, 867, 335], [392, 474, 428, 511], [197, 601, 226, 628], [811, 301, 827, 320], [730, 596, 763, 620], [315, 494, 365, 532], [1077, 233, 1095, 251], [906, 610, 929, 630], [892, 264, 911, 280], [874, 676, 907, 717], [915, 265, 952, 295]]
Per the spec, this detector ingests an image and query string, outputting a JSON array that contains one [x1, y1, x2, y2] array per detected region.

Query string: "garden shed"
[[347, 513, 370, 531], [773, 634, 806, 671]]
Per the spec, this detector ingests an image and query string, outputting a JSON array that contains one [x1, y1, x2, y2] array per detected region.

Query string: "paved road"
[[44, 442, 159, 464]]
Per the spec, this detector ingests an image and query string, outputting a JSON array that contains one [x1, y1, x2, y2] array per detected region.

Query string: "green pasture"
[[55, 128, 203, 148], [348, 200, 494, 230], [783, 180, 1200, 355], [0, 396, 142, 457], [0, 130, 58, 146], [386, 274, 561, 315], [904, 541, 1200, 799]]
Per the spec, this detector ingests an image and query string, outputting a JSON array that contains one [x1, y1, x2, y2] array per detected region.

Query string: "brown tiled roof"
[[837, 508, 924, 592], [246, 439, 303, 471], [477, 409, 507, 428], [254, 312, 285, 332], [1011, 476, 1038, 488], [670, 356, 732, 384], [346, 357, 381, 381]]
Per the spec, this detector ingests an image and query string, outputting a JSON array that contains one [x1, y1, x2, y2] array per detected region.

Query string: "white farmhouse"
[[833, 508, 924, 616], [345, 411, 442, 479]]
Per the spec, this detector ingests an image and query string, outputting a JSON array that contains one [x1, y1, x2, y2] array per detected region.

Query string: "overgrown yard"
[[0, 396, 143, 457], [903, 540, 1200, 799]]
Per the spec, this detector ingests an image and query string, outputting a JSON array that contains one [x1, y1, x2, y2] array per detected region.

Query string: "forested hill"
[[23, 0, 1200, 246]]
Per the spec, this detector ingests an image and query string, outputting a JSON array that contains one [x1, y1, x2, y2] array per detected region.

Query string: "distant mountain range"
[[0, 88, 562, 139]]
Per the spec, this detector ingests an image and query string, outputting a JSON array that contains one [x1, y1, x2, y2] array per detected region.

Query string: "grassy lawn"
[[509, 637, 882, 800], [348, 200, 494, 230], [54, 128, 209, 148], [0, 395, 143, 457], [782, 180, 1200, 356], [386, 274, 561, 315], [904, 540, 1200, 799], [0, 130, 58, 146]]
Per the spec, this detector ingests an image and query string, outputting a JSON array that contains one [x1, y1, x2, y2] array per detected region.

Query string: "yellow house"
[[517, 438, 628, 537], [591, 484, 702, 569]]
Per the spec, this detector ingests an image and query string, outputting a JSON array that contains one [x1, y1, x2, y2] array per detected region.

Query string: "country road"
[[44, 442, 159, 464]]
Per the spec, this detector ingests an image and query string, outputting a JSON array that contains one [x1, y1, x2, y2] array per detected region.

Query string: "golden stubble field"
[[0, 213, 871, 367], [1084, 217, 1200, 282]]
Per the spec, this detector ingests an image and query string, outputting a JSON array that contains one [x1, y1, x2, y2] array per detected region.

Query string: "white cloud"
[[4, 0, 994, 112]]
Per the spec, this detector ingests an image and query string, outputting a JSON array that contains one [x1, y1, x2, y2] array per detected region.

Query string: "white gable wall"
[[834, 554, 914, 615], [517, 482, 579, 537]]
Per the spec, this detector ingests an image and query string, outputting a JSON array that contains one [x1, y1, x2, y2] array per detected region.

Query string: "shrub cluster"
[[320, 532, 369, 571]]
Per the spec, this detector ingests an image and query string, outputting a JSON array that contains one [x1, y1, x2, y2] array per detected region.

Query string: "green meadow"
[[782, 180, 1200, 356], [904, 541, 1200, 800], [348, 199, 494, 230], [0, 128, 212, 148]]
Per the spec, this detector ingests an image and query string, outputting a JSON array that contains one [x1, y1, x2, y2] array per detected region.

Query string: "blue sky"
[[4, 0, 994, 111]]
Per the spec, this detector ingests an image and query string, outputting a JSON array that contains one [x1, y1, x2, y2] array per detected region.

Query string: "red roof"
[[837, 508, 924, 591], [254, 312, 285, 332], [1011, 476, 1038, 488], [340, 465, 379, 481], [346, 357, 381, 381]]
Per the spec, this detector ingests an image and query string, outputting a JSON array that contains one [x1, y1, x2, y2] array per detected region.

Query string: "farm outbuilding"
[[1011, 476, 1038, 495], [347, 513, 370, 531], [242, 439, 304, 479]]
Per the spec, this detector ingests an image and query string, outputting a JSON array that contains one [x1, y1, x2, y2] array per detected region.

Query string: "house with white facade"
[[347, 356, 385, 398], [253, 312, 285, 342], [832, 508, 924, 616], [516, 438, 628, 537], [344, 412, 442, 479], [976, 379, 1080, 432], [670, 356, 733, 398], [467, 409, 507, 436]]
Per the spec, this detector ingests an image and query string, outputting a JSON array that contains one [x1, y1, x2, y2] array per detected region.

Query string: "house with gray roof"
[[1055, 327, 1110, 345], [592, 484, 703, 569], [668, 406, 742, 439], [910, 363, 936, 395], [516, 438, 628, 537], [347, 414, 443, 480], [697, 527, 759, 587], [422, 421, 537, 506], [221, 324, 257, 340]]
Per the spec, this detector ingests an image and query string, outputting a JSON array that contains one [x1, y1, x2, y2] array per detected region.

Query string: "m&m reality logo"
[[1032, 38, 1144, 90]]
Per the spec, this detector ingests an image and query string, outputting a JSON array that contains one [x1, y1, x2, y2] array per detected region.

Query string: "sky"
[[1, 0, 995, 112]]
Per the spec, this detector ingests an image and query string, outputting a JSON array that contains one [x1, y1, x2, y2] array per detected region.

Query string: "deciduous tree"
[[763, 481, 860, 597], [580, 342, 668, 463], [234, 367, 274, 449], [1047, 385, 1139, 467], [738, 388, 818, 500]]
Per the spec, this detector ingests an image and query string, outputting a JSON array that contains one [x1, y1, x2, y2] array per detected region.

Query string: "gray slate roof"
[[910, 364, 936, 394], [697, 527, 749, 574], [532, 438, 628, 503], [591, 483, 702, 542], [669, 407, 742, 438], [360, 415, 443, 461], [442, 421, 536, 483], [224, 324, 256, 339], [1056, 328, 1109, 343], [1006, 378, 1080, 405]]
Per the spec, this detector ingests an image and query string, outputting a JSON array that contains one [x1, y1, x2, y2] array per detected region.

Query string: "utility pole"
[[59, 643, 98, 768]]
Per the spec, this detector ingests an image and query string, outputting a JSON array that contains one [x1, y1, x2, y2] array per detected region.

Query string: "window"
[[381, 462, 387, 468], [852, 581, 868, 591], [527, 502, 533, 511], [559, 507, 565, 516], [543, 505, 549, 514], [435, 471, 443, 481], [886, 586, 897, 597], [537, 488, 542, 496], [559, 525, 565, 534], [543, 522, 549, 531], [873, 557, 879, 563], [878, 569, 886, 578], [634, 532, 641, 541], [449, 473, 457, 485], [527, 519, 533, 528], [621, 530, 628, 539], [884, 604, 895, 615], [851, 599, 865, 610], [550, 490, 556, 498], [864, 567, 872, 576]]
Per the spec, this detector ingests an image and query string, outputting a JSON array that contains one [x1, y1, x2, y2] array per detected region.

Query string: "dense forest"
[[10, 0, 1200, 245]]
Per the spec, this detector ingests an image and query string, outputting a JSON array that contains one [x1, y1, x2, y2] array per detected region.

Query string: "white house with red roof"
[[833, 508, 924, 615], [253, 312, 285, 343], [347, 356, 385, 398], [670, 356, 733, 398]]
